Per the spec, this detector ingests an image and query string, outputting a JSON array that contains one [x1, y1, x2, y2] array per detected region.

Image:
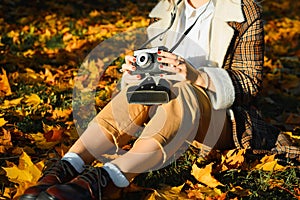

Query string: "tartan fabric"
[[224, 0, 300, 162]]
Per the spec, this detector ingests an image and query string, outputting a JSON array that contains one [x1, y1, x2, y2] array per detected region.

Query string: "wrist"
[[196, 71, 209, 89]]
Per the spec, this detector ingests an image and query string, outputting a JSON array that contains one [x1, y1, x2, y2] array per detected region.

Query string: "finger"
[[157, 56, 181, 66], [159, 64, 177, 73], [157, 50, 177, 60], [125, 55, 136, 64], [122, 72, 142, 83], [121, 63, 137, 72]]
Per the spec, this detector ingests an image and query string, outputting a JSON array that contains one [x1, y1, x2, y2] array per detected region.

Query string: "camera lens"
[[136, 52, 152, 68]]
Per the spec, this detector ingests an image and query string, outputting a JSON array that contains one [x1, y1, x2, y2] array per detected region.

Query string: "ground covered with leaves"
[[0, 0, 299, 199]]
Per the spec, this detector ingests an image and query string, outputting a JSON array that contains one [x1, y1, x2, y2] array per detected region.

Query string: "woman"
[[20, 0, 295, 199]]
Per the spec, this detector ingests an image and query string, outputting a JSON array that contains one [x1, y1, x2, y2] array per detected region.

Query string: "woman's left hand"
[[157, 50, 200, 83]]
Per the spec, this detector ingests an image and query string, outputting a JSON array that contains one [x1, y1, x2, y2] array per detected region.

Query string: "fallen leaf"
[[0, 118, 8, 127], [145, 184, 187, 200], [254, 155, 285, 171], [25, 94, 41, 108], [51, 108, 72, 120], [221, 149, 246, 171], [191, 163, 224, 188], [29, 132, 60, 149], [0, 68, 12, 96], [0, 128, 12, 153], [2, 151, 44, 199], [230, 186, 252, 197]]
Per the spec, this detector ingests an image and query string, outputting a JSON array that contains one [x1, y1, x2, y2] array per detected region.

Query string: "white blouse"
[[172, 0, 215, 68]]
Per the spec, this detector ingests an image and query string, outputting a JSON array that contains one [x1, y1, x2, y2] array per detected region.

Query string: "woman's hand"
[[120, 55, 142, 85], [157, 50, 209, 88]]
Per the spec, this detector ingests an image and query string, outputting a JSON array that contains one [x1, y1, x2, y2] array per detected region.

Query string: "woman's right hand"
[[120, 55, 142, 86]]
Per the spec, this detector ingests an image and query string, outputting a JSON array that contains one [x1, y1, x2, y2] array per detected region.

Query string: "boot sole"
[[19, 194, 38, 200], [36, 191, 58, 200]]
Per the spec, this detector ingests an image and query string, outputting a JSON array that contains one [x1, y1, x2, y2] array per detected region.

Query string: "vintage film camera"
[[126, 46, 174, 105]]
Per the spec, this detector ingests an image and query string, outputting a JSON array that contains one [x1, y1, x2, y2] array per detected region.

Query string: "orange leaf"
[[0, 68, 12, 96], [0, 128, 12, 153], [221, 149, 246, 171]]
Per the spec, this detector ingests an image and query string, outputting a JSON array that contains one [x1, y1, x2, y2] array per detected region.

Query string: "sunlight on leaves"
[[146, 184, 187, 200], [0, 118, 8, 127], [221, 149, 246, 171], [2, 151, 44, 199], [0, 68, 12, 96], [192, 163, 224, 188], [24, 93, 41, 108], [254, 155, 285, 171], [29, 132, 60, 149]]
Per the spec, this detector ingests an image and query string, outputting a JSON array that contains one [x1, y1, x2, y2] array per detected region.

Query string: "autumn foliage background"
[[0, 0, 299, 199]]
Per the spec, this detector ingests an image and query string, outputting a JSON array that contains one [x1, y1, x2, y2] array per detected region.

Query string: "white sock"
[[62, 152, 85, 173], [102, 163, 130, 188]]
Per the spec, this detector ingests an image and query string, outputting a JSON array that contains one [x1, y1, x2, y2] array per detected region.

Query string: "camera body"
[[131, 46, 168, 76], [126, 46, 173, 105]]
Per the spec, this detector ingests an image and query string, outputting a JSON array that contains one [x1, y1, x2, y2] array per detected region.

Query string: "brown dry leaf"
[[192, 163, 224, 188], [2, 151, 44, 199], [254, 154, 285, 171], [0, 68, 12, 96], [0, 128, 13, 153], [230, 186, 252, 197], [29, 132, 60, 149]]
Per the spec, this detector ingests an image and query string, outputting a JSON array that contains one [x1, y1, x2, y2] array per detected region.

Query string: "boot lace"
[[41, 158, 76, 182], [78, 166, 108, 200]]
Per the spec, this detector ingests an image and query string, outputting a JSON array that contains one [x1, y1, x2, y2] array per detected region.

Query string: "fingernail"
[[157, 50, 161, 54], [132, 66, 136, 70], [160, 74, 164, 77], [159, 64, 163, 68], [136, 75, 141, 79], [133, 58, 136, 62], [157, 57, 162, 61]]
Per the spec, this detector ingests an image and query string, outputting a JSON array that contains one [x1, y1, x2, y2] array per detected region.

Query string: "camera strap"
[[139, 0, 183, 49], [139, 0, 212, 53], [169, 0, 212, 52]]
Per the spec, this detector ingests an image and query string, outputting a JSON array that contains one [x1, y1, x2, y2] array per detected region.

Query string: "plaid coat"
[[149, 0, 300, 162]]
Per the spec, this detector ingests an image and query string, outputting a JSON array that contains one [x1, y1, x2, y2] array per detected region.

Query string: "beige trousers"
[[92, 81, 233, 168]]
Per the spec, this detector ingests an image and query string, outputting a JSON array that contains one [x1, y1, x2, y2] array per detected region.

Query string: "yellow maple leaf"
[[25, 93, 41, 108], [191, 163, 224, 188], [2, 151, 44, 199], [0, 118, 8, 127], [254, 155, 285, 171]]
